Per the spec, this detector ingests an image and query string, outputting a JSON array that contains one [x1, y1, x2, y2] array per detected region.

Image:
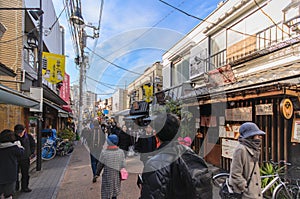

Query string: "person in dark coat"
[[0, 129, 24, 198], [14, 124, 35, 193], [85, 119, 106, 183], [140, 113, 212, 199], [134, 125, 157, 165], [117, 125, 132, 157]]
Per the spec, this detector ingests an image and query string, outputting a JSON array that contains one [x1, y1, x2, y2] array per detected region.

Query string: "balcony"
[[225, 21, 299, 66]]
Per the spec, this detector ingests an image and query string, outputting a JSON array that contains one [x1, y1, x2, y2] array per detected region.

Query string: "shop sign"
[[255, 104, 273, 115], [292, 119, 300, 143], [205, 64, 236, 88], [42, 52, 66, 84], [280, 98, 293, 120], [225, 107, 252, 121]]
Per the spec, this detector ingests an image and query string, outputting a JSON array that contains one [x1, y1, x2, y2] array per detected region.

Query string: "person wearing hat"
[[229, 122, 265, 199], [0, 129, 24, 199], [96, 134, 126, 199], [14, 124, 36, 193]]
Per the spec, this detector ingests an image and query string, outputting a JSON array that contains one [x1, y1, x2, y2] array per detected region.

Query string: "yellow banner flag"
[[143, 84, 153, 103], [42, 52, 65, 84]]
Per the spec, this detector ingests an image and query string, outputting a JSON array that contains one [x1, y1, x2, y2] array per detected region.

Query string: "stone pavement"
[[14, 142, 221, 199], [14, 148, 71, 199]]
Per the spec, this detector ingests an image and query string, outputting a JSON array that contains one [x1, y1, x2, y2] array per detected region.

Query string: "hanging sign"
[[42, 52, 65, 84]]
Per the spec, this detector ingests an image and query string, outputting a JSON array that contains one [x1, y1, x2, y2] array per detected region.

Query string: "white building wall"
[[25, 0, 63, 54]]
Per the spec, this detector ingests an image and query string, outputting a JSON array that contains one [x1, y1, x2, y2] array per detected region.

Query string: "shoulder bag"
[[220, 161, 257, 199]]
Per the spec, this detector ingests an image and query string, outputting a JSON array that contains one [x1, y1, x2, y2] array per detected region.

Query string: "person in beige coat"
[[229, 122, 265, 199]]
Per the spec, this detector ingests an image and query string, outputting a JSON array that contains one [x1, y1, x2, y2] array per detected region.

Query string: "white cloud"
[[51, 0, 220, 94]]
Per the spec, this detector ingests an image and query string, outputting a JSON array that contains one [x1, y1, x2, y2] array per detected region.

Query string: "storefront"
[[182, 65, 300, 170]]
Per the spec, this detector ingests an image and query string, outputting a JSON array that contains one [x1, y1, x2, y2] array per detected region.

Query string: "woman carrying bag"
[[229, 122, 265, 199], [96, 134, 126, 199]]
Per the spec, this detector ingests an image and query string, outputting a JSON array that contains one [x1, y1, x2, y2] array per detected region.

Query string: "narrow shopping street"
[[14, 142, 221, 199]]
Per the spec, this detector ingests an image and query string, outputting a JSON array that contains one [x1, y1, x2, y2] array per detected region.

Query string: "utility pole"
[[70, 8, 98, 136], [78, 36, 85, 135], [36, 0, 43, 171]]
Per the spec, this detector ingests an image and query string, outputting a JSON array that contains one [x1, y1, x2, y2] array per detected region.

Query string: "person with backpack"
[[140, 113, 212, 199]]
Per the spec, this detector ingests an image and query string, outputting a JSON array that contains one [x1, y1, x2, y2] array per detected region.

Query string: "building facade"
[[162, 0, 300, 169], [0, 0, 69, 139]]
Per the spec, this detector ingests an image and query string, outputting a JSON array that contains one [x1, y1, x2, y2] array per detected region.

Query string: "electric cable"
[[86, 75, 117, 90], [86, 46, 143, 75], [46, 4, 67, 34]]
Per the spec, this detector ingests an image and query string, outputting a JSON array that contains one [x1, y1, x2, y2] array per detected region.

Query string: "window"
[[210, 31, 226, 69], [23, 48, 35, 68], [171, 56, 189, 86], [190, 39, 209, 79]]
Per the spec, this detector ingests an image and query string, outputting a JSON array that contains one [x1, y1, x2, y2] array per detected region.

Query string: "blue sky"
[[52, 0, 221, 99]]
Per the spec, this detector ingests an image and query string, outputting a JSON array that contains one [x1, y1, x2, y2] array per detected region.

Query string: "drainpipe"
[[60, 25, 65, 55]]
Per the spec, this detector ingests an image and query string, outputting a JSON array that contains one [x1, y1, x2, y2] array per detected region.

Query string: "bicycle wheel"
[[65, 142, 74, 155], [212, 173, 230, 189], [272, 183, 297, 199], [42, 145, 56, 160]]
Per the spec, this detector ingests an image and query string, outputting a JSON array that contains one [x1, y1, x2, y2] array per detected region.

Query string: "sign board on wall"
[[221, 138, 239, 159], [255, 104, 273, 115], [292, 119, 300, 143], [225, 107, 252, 121]]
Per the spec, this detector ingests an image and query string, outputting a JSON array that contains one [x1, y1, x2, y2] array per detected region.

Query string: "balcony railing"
[[222, 21, 298, 67]]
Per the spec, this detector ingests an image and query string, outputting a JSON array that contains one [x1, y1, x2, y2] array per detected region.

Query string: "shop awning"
[[0, 84, 40, 109], [123, 115, 145, 120], [113, 109, 130, 116], [44, 100, 69, 118]]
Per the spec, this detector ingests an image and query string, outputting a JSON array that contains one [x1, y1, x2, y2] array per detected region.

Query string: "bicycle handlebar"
[[265, 159, 291, 166]]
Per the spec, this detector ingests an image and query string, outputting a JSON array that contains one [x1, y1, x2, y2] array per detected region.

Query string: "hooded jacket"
[[0, 142, 24, 184]]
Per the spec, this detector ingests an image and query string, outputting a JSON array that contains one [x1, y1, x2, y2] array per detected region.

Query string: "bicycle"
[[212, 160, 300, 199], [42, 137, 74, 160], [42, 138, 56, 160]]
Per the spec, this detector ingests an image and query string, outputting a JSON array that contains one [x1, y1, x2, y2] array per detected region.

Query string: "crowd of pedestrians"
[[0, 114, 267, 199], [79, 115, 267, 199]]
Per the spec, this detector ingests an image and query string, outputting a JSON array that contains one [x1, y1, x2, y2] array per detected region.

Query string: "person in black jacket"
[[117, 125, 132, 157], [14, 124, 36, 193], [134, 125, 157, 166], [140, 113, 212, 199], [85, 119, 106, 183], [0, 129, 24, 199]]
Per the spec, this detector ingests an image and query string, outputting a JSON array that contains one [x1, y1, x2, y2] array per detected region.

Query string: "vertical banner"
[[59, 73, 72, 112], [143, 84, 153, 103], [42, 52, 65, 84]]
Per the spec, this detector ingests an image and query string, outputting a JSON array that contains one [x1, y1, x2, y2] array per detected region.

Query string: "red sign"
[[206, 64, 236, 87], [59, 73, 72, 112]]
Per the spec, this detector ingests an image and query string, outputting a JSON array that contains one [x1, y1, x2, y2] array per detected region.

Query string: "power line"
[[101, 1, 186, 59], [48, 4, 67, 32], [86, 46, 143, 75], [159, 0, 275, 42], [86, 75, 117, 90]]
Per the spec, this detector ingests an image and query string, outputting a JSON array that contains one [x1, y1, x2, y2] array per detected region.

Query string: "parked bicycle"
[[212, 160, 300, 199], [42, 137, 74, 160]]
